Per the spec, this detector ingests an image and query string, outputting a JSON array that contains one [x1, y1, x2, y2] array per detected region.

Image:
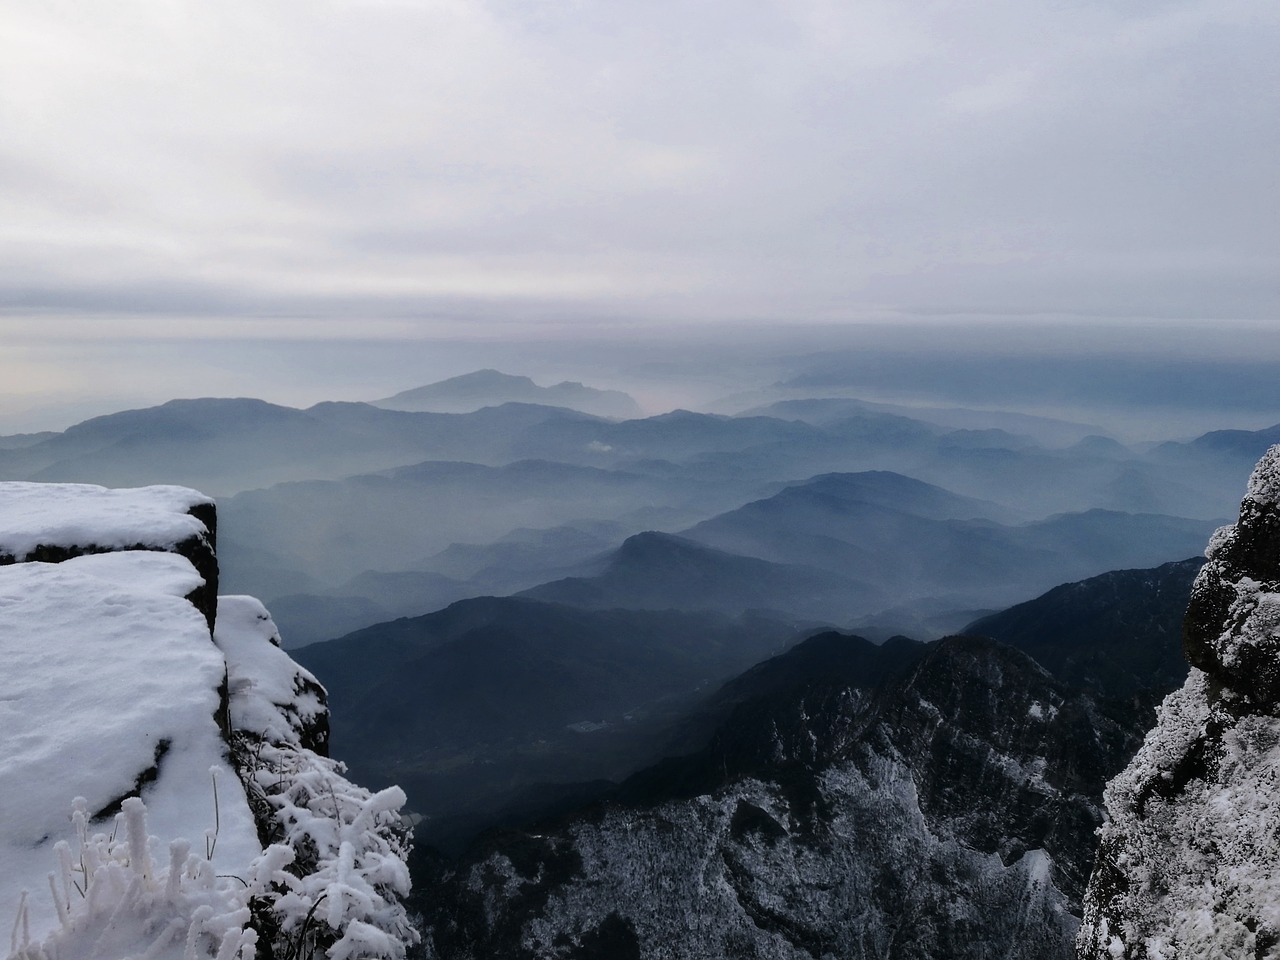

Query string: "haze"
[[2, 1, 1277, 433]]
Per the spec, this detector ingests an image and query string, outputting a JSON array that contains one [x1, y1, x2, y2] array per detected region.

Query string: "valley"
[[1, 364, 1276, 958]]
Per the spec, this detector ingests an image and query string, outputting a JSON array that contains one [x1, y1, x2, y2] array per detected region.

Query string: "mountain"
[[374, 369, 643, 418], [519, 531, 879, 623], [681, 472, 1218, 611], [1167, 420, 1280, 460], [422, 520, 627, 586], [266, 569, 470, 648], [965, 556, 1203, 698], [761, 469, 1020, 522], [1079, 444, 1280, 957], [292, 597, 800, 851], [731, 396, 1107, 447], [0, 397, 612, 496], [412, 544, 1225, 957], [220, 458, 737, 589], [415, 632, 1147, 959]]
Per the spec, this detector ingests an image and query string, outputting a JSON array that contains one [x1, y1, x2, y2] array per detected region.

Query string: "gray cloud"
[[0, 0, 1277, 328]]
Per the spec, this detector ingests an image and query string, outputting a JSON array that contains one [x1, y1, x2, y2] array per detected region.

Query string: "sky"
[[1, 0, 1278, 426]]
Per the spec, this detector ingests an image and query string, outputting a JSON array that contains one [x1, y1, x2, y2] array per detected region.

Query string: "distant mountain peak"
[[424, 369, 536, 390], [614, 530, 717, 558], [373, 369, 642, 418]]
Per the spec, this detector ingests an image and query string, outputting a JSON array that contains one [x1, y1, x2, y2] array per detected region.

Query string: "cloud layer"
[[1, 0, 1277, 328]]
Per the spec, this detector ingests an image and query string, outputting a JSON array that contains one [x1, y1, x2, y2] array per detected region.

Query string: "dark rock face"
[[417, 634, 1145, 960], [966, 557, 1202, 700], [1077, 444, 1280, 959], [1183, 448, 1280, 706]]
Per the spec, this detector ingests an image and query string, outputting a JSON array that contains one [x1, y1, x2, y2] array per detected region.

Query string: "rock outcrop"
[[0, 482, 414, 960], [1077, 445, 1280, 958]]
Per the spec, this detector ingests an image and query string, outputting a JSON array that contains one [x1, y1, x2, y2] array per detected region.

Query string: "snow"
[[1245, 444, 1280, 506], [1087, 674, 1280, 956], [1026, 700, 1058, 722], [214, 596, 325, 747], [0, 552, 262, 944], [0, 483, 414, 960], [0, 483, 212, 560], [1079, 445, 1280, 957], [1214, 577, 1280, 669], [236, 745, 417, 960], [9, 797, 258, 960], [2, 569, 416, 959], [1205, 523, 1235, 560]]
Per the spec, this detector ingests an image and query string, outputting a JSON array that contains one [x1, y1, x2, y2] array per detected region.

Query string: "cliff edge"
[[1078, 445, 1280, 958]]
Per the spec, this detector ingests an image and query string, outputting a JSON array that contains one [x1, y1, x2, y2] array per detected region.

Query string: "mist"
[[2, 317, 1276, 441]]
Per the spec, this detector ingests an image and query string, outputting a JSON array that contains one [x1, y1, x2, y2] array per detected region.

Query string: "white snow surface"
[[1215, 576, 1280, 669], [0, 483, 212, 559], [1, 483, 414, 960], [0, 552, 260, 944], [1246, 444, 1280, 506], [1079, 449, 1280, 958], [9, 797, 259, 960], [1081, 670, 1280, 958], [214, 596, 324, 746]]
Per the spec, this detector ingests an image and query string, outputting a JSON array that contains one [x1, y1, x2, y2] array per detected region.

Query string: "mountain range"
[[1, 378, 1264, 654], [292, 597, 800, 850], [403, 551, 1204, 957], [373, 369, 643, 419], [3, 371, 1276, 957]]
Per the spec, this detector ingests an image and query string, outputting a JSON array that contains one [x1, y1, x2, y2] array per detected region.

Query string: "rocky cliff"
[[0, 482, 415, 960], [1077, 445, 1280, 958]]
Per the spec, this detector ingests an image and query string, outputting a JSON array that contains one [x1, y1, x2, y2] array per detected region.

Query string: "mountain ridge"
[[374, 369, 643, 419]]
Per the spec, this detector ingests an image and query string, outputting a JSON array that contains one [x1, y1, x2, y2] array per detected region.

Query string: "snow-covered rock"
[[0, 483, 214, 562], [215, 595, 329, 754], [0, 482, 218, 625], [1077, 445, 1280, 958], [0, 482, 414, 960], [0, 551, 262, 943]]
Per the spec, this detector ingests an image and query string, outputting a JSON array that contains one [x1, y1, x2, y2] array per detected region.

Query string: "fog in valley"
[[2, 321, 1276, 850]]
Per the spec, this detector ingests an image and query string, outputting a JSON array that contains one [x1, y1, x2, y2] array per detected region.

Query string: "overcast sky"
[[1, 0, 1277, 421]]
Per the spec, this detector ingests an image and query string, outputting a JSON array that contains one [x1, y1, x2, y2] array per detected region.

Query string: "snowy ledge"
[[0, 482, 414, 960], [0, 482, 219, 628], [0, 482, 213, 561]]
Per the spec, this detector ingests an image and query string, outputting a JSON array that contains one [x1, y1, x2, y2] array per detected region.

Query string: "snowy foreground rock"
[[1078, 445, 1280, 959], [0, 483, 414, 960]]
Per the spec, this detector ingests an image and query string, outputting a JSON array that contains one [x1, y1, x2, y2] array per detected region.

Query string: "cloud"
[[0, 0, 1276, 327]]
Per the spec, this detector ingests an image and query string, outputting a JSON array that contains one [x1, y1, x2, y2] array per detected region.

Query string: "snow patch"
[[0, 483, 211, 560], [9, 797, 257, 960], [0, 482, 415, 960], [215, 596, 325, 748]]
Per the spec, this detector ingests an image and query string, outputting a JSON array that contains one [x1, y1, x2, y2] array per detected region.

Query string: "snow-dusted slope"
[[1077, 445, 1280, 958], [419, 634, 1142, 959], [0, 482, 414, 960]]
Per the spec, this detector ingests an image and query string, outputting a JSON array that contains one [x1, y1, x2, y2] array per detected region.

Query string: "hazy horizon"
[[3, 1, 1277, 437], [2, 317, 1278, 442]]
